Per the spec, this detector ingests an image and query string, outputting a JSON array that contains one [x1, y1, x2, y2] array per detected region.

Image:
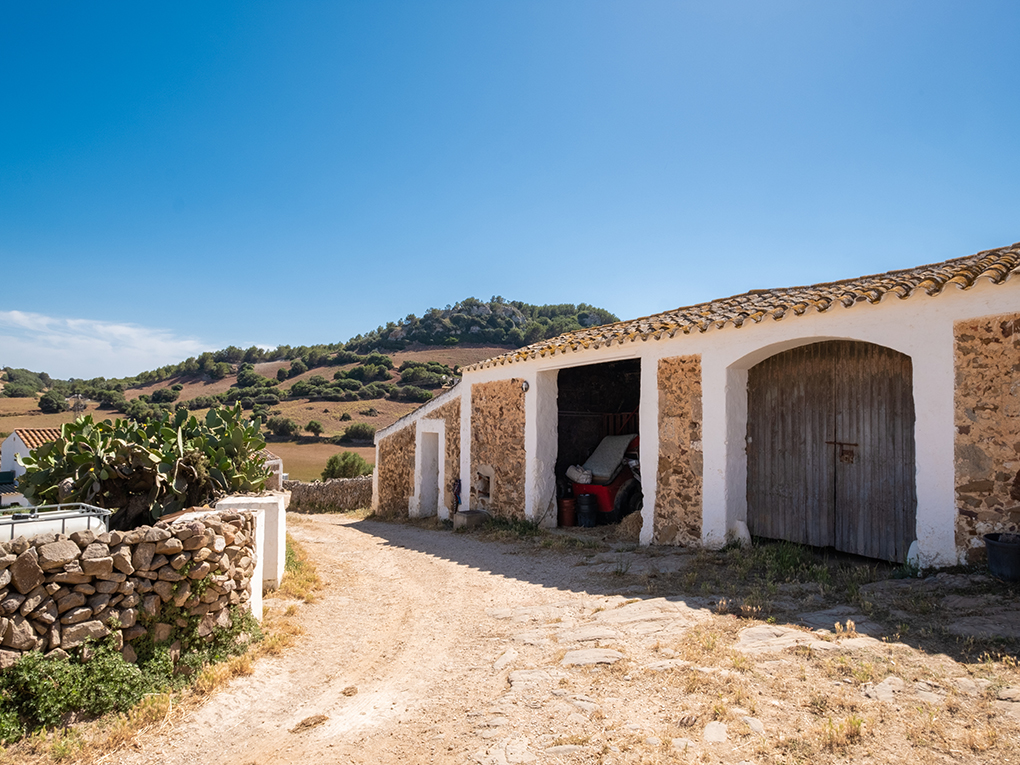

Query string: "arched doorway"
[[746, 340, 916, 562]]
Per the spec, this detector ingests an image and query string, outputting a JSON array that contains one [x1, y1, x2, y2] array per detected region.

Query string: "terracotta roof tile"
[[14, 428, 62, 450], [467, 242, 1020, 371]]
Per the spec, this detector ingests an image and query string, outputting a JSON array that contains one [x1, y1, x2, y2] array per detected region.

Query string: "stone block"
[[37, 540, 80, 571], [18, 585, 47, 617], [144, 527, 171, 543], [11, 549, 44, 594], [111, 547, 134, 575], [69, 529, 96, 547], [132, 542, 156, 571], [61, 619, 109, 650], [156, 537, 183, 555], [153, 580, 175, 601], [81, 557, 114, 576], [55, 591, 85, 616], [3, 615, 40, 650], [60, 606, 93, 625]]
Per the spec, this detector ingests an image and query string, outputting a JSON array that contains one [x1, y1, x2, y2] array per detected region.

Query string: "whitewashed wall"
[[458, 276, 1018, 566]]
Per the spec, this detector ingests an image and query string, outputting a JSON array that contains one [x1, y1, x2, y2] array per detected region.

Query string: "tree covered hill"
[[346, 297, 619, 353], [1, 297, 619, 424]]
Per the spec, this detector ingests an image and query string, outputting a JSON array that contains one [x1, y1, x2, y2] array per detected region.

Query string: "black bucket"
[[984, 533, 1020, 582], [576, 495, 598, 528]]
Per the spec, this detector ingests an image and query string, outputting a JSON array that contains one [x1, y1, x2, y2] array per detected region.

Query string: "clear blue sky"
[[2, 1, 1018, 379]]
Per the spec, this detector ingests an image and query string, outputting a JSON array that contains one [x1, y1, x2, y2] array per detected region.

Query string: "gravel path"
[[114, 513, 1020, 765]]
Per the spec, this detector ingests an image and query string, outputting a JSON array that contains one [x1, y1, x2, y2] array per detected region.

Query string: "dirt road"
[[116, 514, 1020, 765]]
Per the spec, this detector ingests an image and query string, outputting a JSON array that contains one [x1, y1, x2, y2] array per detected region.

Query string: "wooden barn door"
[[746, 341, 916, 562]]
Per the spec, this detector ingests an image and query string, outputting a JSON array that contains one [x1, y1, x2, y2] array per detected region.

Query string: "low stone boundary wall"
[[0, 510, 256, 667], [284, 477, 373, 513]]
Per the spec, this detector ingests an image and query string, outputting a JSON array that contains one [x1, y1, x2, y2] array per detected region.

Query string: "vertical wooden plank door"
[[746, 341, 916, 562]]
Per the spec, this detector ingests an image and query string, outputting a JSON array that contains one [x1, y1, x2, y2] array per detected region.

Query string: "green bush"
[[341, 422, 375, 443], [1, 383, 38, 398], [321, 451, 373, 479], [0, 607, 261, 744], [150, 387, 179, 404], [306, 420, 324, 437], [266, 416, 300, 438], [38, 390, 69, 414]]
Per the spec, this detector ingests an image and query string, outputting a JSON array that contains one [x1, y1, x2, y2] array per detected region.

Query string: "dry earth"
[[113, 514, 1020, 765]]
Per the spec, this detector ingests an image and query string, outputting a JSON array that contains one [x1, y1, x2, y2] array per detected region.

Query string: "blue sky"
[[2, 1, 1018, 379]]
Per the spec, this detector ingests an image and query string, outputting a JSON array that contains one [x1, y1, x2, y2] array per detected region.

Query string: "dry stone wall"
[[655, 355, 704, 545], [284, 477, 373, 513], [470, 380, 526, 519], [431, 399, 462, 514], [376, 427, 416, 517], [954, 312, 1020, 561], [0, 510, 256, 667]]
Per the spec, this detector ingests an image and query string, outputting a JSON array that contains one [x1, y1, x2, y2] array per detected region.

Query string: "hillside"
[[2, 297, 620, 481]]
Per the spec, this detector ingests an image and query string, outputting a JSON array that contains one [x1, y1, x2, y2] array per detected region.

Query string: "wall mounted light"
[[521, 380, 530, 392]]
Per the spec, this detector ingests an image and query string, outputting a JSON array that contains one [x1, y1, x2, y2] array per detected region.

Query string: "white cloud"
[[0, 311, 209, 379]]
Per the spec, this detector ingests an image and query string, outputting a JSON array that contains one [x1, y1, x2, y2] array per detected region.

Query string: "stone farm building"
[[373, 242, 1020, 566]]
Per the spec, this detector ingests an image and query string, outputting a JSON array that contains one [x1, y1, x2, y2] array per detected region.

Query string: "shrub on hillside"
[[340, 422, 376, 443], [266, 416, 300, 438], [306, 420, 324, 437], [150, 387, 179, 404], [1, 383, 38, 398], [390, 385, 433, 403], [321, 451, 373, 480], [38, 390, 69, 414], [288, 359, 308, 378], [237, 366, 274, 388]]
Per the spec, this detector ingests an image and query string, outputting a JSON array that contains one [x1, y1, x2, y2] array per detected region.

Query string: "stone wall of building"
[[654, 355, 703, 545], [0, 510, 256, 667], [284, 477, 373, 513], [376, 427, 416, 517], [431, 399, 462, 514], [470, 380, 526, 519], [954, 312, 1020, 561]]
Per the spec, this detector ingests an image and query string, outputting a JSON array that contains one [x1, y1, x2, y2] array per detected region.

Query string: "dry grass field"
[[2, 343, 506, 482], [0, 397, 111, 439]]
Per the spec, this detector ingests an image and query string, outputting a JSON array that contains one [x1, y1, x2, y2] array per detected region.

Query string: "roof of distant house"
[[466, 242, 1020, 371], [12, 428, 62, 450]]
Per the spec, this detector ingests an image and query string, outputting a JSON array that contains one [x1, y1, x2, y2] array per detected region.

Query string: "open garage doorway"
[[556, 359, 642, 526]]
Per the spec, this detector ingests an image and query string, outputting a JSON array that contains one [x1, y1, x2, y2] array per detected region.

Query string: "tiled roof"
[[14, 428, 62, 450], [0, 483, 19, 496], [467, 242, 1020, 371]]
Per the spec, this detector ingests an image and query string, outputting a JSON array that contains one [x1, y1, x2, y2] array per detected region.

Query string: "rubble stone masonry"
[[954, 311, 1020, 561], [0, 510, 256, 667], [470, 380, 526, 519], [285, 476, 373, 513], [376, 426, 416, 517], [655, 356, 703, 545], [431, 399, 462, 514]]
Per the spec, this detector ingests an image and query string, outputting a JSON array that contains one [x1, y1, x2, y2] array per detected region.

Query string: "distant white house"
[[1, 428, 61, 507]]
